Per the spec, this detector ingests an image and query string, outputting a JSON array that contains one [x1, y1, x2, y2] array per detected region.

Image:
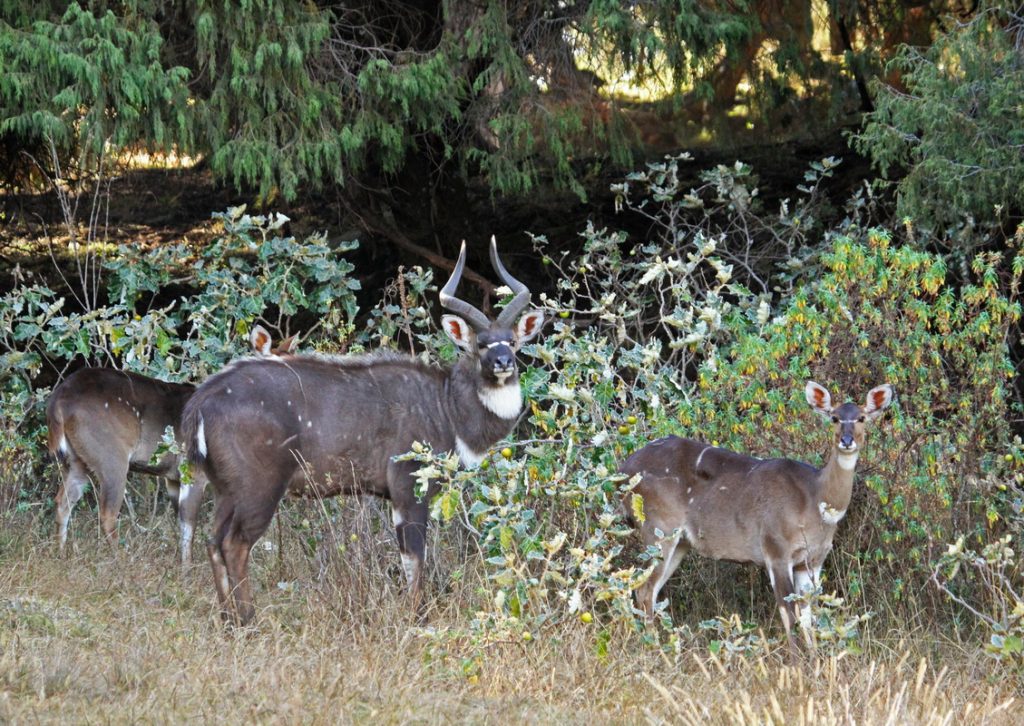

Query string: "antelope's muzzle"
[[487, 344, 516, 380]]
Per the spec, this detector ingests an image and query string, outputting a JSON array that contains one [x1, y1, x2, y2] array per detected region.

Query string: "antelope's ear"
[[805, 380, 833, 416], [250, 324, 273, 356], [863, 384, 894, 420], [441, 314, 474, 350], [515, 310, 544, 345], [278, 334, 299, 355]]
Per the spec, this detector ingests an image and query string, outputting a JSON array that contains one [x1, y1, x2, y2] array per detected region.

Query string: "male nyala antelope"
[[47, 325, 296, 562], [182, 239, 544, 625], [621, 381, 894, 645]]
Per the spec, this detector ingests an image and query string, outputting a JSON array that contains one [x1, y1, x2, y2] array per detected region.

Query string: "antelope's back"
[[181, 353, 452, 490], [619, 435, 814, 521], [47, 367, 195, 457]]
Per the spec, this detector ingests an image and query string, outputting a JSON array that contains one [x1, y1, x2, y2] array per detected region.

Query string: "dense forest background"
[[1, 1, 1023, 721]]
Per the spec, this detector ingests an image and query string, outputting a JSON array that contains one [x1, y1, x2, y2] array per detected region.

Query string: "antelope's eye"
[[858, 416, 866, 423], [831, 415, 839, 424]]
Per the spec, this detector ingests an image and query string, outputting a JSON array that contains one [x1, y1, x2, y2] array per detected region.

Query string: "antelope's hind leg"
[[207, 498, 236, 623], [177, 473, 209, 565], [55, 456, 91, 550]]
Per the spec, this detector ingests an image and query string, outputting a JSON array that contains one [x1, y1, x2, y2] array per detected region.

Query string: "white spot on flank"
[[478, 383, 522, 420], [455, 437, 486, 469], [837, 452, 859, 471], [688, 497, 694, 504], [196, 415, 208, 457], [104, 402, 109, 409], [226, 387, 232, 394], [719, 486, 727, 491], [819, 501, 846, 524], [58, 435, 70, 456]]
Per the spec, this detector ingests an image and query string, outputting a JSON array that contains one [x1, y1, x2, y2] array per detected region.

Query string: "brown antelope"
[[47, 325, 297, 562], [620, 381, 893, 645], [182, 238, 545, 625]]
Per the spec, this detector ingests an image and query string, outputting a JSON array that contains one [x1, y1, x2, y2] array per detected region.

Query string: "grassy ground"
[[1, 503, 1019, 725]]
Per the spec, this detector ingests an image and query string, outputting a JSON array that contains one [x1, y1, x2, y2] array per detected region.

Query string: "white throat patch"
[[455, 436, 486, 469], [478, 383, 522, 420], [819, 501, 847, 525], [836, 451, 859, 471]]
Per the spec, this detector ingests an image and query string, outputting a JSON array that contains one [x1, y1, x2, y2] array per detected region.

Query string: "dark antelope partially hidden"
[[182, 239, 544, 625], [620, 381, 893, 646], [47, 325, 296, 562]]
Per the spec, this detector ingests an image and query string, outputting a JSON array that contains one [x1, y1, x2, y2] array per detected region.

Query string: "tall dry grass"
[[0, 501, 1019, 725]]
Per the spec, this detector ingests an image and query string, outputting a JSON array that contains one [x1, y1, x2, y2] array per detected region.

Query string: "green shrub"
[[0, 208, 361, 509], [854, 6, 1024, 246]]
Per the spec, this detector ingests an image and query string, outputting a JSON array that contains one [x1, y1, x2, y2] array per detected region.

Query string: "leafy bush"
[[5, 154, 1022, 668], [385, 164, 1023, 662], [678, 230, 1021, 600], [0, 208, 360, 511], [854, 6, 1024, 245]]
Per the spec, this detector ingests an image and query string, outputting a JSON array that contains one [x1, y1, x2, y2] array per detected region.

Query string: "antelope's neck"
[[446, 362, 523, 468], [817, 446, 858, 514]]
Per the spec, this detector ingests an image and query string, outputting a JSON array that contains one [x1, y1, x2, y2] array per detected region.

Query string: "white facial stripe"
[[482, 340, 513, 349]]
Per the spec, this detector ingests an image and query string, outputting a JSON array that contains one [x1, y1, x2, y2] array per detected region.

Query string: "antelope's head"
[[439, 238, 544, 388], [806, 381, 894, 457]]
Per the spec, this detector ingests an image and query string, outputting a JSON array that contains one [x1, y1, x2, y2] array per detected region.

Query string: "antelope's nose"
[[493, 351, 514, 370], [839, 432, 856, 450]]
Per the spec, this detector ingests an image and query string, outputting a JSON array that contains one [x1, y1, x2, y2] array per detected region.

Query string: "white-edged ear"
[[863, 383, 894, 420], [515, 310, 544, 345], [250, 324, 273, 356], [441, 314, 475, 350], [805, 380, 833, 416]]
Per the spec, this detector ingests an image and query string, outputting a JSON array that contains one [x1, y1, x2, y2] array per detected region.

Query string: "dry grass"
[[0, 504, 1019, 725]]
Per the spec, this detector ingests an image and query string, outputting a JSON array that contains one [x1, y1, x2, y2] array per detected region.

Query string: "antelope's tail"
[[45, 397, 69, 464], [180, 396, 208, 468]]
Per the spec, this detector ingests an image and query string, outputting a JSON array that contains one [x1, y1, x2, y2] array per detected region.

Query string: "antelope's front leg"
[[388, 461, 430, 615]]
